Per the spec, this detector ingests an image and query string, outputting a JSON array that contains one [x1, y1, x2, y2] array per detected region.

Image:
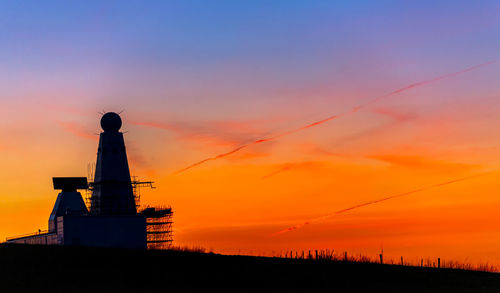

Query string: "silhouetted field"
[[1, 244, 500, 292]]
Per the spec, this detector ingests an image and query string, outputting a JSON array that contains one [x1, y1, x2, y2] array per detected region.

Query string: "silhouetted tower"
[[90, 112, 137, 215]]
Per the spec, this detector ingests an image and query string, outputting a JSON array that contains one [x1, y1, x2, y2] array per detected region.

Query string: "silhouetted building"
[[5, 113, 173, 249]]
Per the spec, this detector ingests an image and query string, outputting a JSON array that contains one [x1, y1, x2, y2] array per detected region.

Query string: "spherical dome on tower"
[[100, 112, 122, 132]]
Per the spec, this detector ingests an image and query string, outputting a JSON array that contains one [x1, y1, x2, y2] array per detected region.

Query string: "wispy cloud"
[[329, 108, 418, 150], [368, 155, 479, 173], [56, 121, 98, 141], [173, 61, 495, 173], [298, 107, 417, 159], [125, 139, 154, 174], [131, 119, 269, 148], [262, 161, 328, 179], [373, 107, 418, 122], [229, 151, 271, 161]]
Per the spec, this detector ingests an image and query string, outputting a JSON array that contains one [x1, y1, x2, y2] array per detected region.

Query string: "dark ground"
[[1, 244, 500, 292]]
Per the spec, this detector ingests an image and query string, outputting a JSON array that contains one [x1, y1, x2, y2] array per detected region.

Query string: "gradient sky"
[[1, 0, 500, 264]]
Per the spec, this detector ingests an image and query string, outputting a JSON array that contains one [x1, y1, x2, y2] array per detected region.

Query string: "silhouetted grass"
[[1, 244, 499, 292], [233, 248, 499, 273], [169, 245, 211, 253]]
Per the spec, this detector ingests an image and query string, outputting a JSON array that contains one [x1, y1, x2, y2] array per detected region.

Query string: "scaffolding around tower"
[[140, 206, 173, 249], [84, 172, 173, 250]]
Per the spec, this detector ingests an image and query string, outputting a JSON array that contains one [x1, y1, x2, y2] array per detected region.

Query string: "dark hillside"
[[1, 244, 499, 292]]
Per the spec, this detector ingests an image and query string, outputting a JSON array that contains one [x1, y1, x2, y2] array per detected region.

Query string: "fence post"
[[344, 252, 348, 262], [438, 258, 441, 269], [401, 256, 403, 265]]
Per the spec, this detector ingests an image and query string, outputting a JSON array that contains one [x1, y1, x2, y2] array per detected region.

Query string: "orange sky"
[[1, 0, 500, 266], [3, 76, 500, 265]]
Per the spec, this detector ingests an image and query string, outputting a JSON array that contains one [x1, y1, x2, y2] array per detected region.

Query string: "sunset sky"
[[1, 1, 500, 264]]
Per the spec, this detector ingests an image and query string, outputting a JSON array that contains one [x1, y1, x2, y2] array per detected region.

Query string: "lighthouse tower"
[[90, 112, 137, 215]]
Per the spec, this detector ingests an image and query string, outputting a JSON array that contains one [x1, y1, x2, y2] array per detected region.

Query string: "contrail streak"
[[273, 170, 498, 235], [175, 61, 496, 174], [261, 166, 291, 179]]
